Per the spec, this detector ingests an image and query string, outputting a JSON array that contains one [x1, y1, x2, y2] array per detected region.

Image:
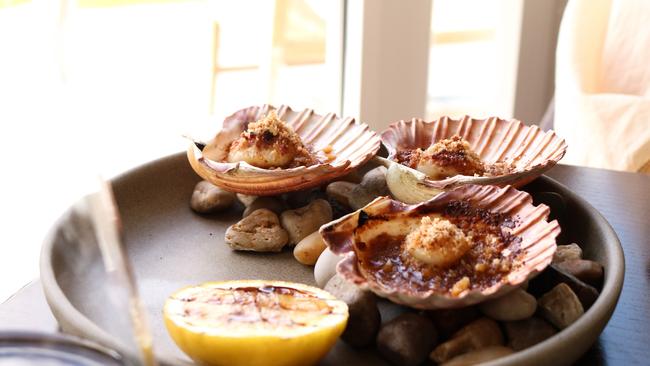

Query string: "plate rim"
[[0, 330, 123, 364]]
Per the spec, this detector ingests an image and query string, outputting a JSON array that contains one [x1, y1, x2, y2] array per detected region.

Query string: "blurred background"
[[1, 0, 648, 301]]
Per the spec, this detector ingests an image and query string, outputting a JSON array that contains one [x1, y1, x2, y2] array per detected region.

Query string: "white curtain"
[[554, 0, 650, 172]]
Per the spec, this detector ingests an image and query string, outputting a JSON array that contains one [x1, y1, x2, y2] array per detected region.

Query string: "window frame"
[[341, 0, 564, 126]]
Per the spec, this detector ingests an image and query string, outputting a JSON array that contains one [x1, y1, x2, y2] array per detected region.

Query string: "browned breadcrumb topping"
[[395, 149, 423, 169], [484, 161, 516, 176], [394, 135, 515, 178], [227, 111, 317, 168], [356, 200, 522, 296], [320, 144, 336, 162], [403, 216, 473, 268], [450, 276, 471, 297]]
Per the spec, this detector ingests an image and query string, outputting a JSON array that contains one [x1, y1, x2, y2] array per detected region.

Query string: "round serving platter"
[[40, 152, 624, 366], [0, 331, 123, 365]]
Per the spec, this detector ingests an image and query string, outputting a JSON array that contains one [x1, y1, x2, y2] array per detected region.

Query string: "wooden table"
[[2, 164, 649, 365]]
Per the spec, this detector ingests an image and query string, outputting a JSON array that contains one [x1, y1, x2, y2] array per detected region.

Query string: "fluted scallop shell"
[[188, 105, 381, 195], [382, 116, 567, 190], [320, 184, 560, 309]]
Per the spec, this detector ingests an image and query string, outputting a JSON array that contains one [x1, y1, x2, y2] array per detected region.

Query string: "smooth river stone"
[[479, 288, 537, 321], [325, 274, 381, 348], [528, 264, 599, 309], [430, 318, 503, 363], [283, 187, 327, 209], [377, 313, 438, 366], [314, 248, 342, 288], [242, 196, 285, 217], [504, 317, 557, 351], [553, 243, 583, 263], [538, 283, 585, 329], [349, 166, 389, 209], [554, 259, 604, 288], [441, 346, 514, 366], [190, 180, 236, 213], [325, 181, 358, 208], [427, 307, 479, 339], [224, 209, 288, 252]]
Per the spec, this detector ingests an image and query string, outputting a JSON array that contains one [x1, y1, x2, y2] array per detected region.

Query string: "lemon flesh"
[[163, 280, 348, 366]]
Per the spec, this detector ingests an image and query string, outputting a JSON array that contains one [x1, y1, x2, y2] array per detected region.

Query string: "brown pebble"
[[359, 166, 389, 194], [555, 259, 604, 287], [236, 193, 257, 207], [328, 196, 353, 219], [325, 181, 358, 208], [504, 317, 557, 351], [528, 264, 599, 309], [283, 188, 327, 209], [280, 199, 333, 244], [340, 169, 363, 184], [325, 275, 381, 348], [242, 197, 285, 217], [427, 307, 479, 339], [349, 166, 389, 209], [377, 313, 437, 366], [293, 231, 327, 265], [538, 283, 584, 329], [224, 209, 288, 252], [479, 288, 537, 321], [441, 346, 514, 366], [190, 181, 235, 213], [553, 243, 583, 263], [430, 318, 503, 363]]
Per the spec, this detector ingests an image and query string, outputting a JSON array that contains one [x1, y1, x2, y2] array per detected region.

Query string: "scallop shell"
[[320, 184, 560, 309], [382, 116, 567, 190], [188, 105, 381, 195]]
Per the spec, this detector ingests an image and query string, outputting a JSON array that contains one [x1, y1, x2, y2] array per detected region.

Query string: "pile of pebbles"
[[323, 241, 603, 366], [190, 167, 604, 365], [188, 167, 383, 264]]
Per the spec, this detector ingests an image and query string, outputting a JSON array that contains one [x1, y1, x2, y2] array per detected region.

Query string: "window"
[[426, 0, 523, 120], [0, 0, 560, 301], [0, 0, 344, 300]]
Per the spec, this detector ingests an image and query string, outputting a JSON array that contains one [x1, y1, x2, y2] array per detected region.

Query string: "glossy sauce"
[[356, 201, 522, 294]]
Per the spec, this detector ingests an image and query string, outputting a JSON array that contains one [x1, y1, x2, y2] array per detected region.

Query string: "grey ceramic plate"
[[0, 331, 123, 365], [40, 153, 624, 366]]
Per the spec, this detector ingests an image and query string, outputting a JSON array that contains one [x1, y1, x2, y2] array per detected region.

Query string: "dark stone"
[[328, 197, 353, 220], [429, 318, 503, 363], [427, 306, 480, 340], [555, 259, 604, 288], [377, 313, 437, 366], [553, 243, 583, 264], [538, 283, 584, 329], [528, 264, 600, 309], [283, 188, 327, 209], [504, 317, 557, 351], [324, 275, 381, 348]]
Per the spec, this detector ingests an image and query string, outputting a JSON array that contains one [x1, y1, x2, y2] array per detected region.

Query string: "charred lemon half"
[[163, 280, 348, 366]]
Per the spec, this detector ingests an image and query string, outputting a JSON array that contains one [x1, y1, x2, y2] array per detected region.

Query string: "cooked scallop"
[[226, 111, 315, 169], [415, 136, 485, 179], [403, 216, 474, 268]]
